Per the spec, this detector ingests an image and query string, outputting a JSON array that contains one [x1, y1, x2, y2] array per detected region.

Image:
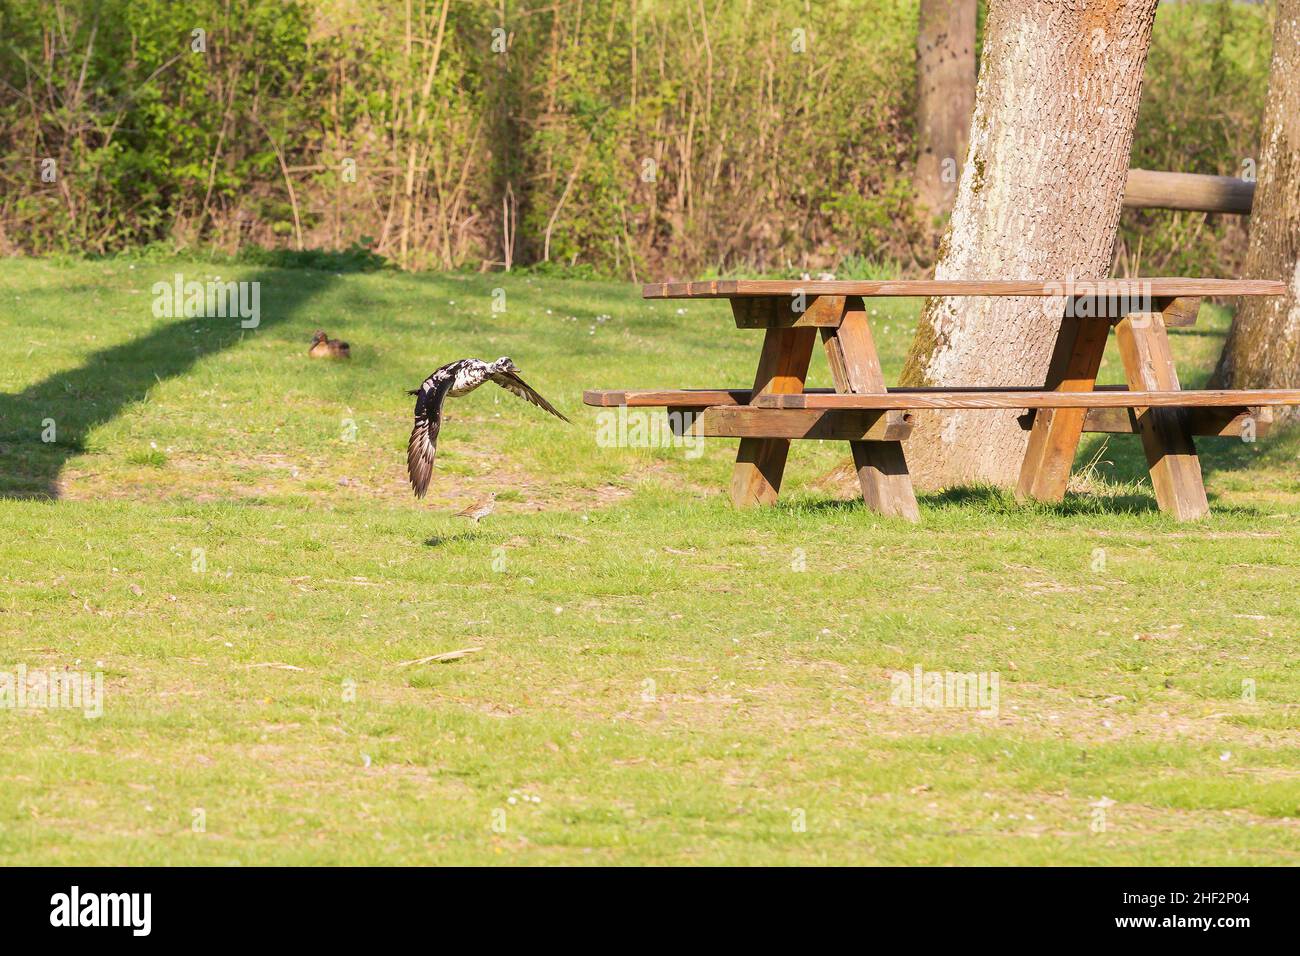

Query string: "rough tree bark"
[[896, 0, 1160, 490], [915, 0, 978, 219], [1211, 0, 1300, 418]]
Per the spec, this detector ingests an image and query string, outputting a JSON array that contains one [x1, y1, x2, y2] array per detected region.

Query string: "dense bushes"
[[1122, 0, 1274, 277], [0, 0, 1276, 277], [0, 1, 321, 252]]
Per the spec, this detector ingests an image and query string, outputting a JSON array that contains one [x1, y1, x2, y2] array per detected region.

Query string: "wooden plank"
[[750, 388, 1300, 409], [590, 382, 1300, 408], [1115, 314, 1209, 520], [665, 407, 913, 441], [588, 385, 1099, 407], [584, 388, 757, 407], [821, 297, 920, 521], [823, 306, 889, 394], [1155, 295, 1202, 328], [1064, 293, 1200, 324], [1014, 313, 1112, 502], [587, 386, 1081, 408], [1024, 405, 1272, 438], [642, 278, 1286, 300], [586, 385, 1300, 410], [730, 327, 816, 507], [731, 294, 847, 328], [1124, 168, 1255, 215]]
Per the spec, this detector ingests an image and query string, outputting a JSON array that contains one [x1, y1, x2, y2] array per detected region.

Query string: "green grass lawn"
[[0, 257, 1297, 865]]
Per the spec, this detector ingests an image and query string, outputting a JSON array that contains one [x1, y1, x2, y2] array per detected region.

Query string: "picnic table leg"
[[821, 298, 920, 521], [1016, 310, 1111, 502], [730, 318, 816, 507], [1115, 309, 1209, 520]]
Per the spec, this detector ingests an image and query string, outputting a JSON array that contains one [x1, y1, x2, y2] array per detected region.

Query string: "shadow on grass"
[[423, 531, 483, 547], [1078, 426, 1283, 496], [923, 484, 1161, 517], [0, 266, 337, 499], [785, 484, 1161, 517]]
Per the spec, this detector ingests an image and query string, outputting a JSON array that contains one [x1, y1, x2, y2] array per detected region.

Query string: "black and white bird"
[[406, 357, 569, 498]]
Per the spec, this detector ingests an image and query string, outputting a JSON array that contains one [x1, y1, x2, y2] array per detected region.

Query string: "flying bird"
[[406, 357, 569, 498], [455, 491, 497, 523], [309, 330, 351, 359]]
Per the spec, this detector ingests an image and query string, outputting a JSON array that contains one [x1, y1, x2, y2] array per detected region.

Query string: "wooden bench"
[[585, 279, 1289, 521]]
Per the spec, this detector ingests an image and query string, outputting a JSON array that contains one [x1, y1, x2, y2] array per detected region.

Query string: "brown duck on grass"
[[309, 330, 351, 359]]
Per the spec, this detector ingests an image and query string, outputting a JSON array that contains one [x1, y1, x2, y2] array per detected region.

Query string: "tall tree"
[[898, 0, 1160, 489], [1212, 0, 1300, 416], [914, 0, 978, 220]]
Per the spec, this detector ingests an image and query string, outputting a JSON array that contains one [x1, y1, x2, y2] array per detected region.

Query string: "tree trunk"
[[898, 0, 1159, 489], [1211, 0, 1300, 419], [915, 0, 978, 220]]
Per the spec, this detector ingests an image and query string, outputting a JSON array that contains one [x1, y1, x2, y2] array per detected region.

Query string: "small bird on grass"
[[454, 491, 497, 523], [406, 356, 569, 498], [309, 330, 351, 359]]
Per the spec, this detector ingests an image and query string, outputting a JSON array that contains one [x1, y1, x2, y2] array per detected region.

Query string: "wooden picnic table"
[[585, 279, 1290, 522]]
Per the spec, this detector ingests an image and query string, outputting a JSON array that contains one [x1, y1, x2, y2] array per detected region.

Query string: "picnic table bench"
[[585, 279, 1291, 521]]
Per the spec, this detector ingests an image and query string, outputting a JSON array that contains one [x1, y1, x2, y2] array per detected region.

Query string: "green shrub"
[[0, 0, 1278, 279], [1120, 0, 1273, 276]]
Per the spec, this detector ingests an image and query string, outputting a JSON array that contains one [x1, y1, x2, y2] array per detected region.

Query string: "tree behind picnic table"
[[1211, 0, 1300, 422], [914, 0, 977, 224], [896, 0, 1160, 490]]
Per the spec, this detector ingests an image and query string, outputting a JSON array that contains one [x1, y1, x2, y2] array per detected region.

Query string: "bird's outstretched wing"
[[489, 369, 571, 423], [407, 373, 457, 498]]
